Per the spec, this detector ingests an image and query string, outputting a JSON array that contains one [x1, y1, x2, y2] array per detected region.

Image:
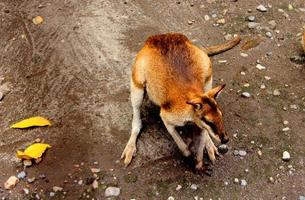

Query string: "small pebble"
[[241, 92, 251, 98], [168, 196, 175, 200], [204, 15, 210, 21], [243, 83, 250, 87], [218, 144, 228, 154], [32, 16, 44, 25], [240, 71, 246, 75], [264, 76, 271, 80], [78, 180, 83, 185], [240, 53, 248, 57], [92, 180, 99, 189], [299, 196, 305, 200], [266, 32, 273, 38], [240, 179, 247, 187], [257, 150, 263, 157], [260, 84, 266, 89], [245, 169, 249, 173], [247, 16, 255, 22], [27, 177, 35, 183], [17, 171, 26, 179], [290, 104, 298, 109], [268, 20, 277, 30], [283, 120, 289, 125], [282, 127, 290, 132], [248, 22, 260, 29], [188, 20, 193, 25], [90, 168, 101, 173], [216, 18, 225, 24], [224, 34, 233, 40], [288, 4, 294, 11], [256, 64, 266, 70], [257, 4, 267, 12], [269, 177, 275, 183], [23, 188, 30, 195], [176, 184, 182, 191], [273, 89, 281, 96], [233, 150, 239, 156], [190, 184, 198, 190], [53, 186, 63, 192], [49, 192, 55, 197], [105, 186, 120, 197], [282, 151, 291, 161], [234, 178, 239, 183], [224, 181, 229, 186], [239, 150, 247, 157], [4, 176, 19, 189], [23, 160, 32, 167]]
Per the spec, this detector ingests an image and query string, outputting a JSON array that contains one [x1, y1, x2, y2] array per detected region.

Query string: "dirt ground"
[[0, 0, 305, 199]]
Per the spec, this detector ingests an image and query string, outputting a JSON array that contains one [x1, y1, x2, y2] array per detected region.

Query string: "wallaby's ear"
[[186, 98, 202, 111], [206, 84, 226, 99]]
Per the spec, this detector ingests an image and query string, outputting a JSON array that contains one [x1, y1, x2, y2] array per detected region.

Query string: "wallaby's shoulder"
[[145, 33, 190, 52]]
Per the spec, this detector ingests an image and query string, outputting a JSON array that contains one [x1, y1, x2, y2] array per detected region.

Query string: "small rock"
[[39, 174, 46, 179], [288, 4, 294, 11], [240, 52, 249, 57], [105, 186, 120, 197], [240, 71, 246, 75], [23, 188, 30, 195], [256, 64, 266, 70], [49, 192, 55, 197], [282, 127, 290, 132], [283, 120, 289, 125], [168, 196, 175, 200], [78, 180, 83, 185], [92, 180, 99, 189], [257, 150, 263, 157], [90, 168, 101, 173], [187, 20, 193, 25], [224, 34, 233, 40], [218, 144, 228, 154], [239, 150, 247, 157], [241, 92, 251, 98], [190, 184, 198, 190], [17, 171, 26, 179], [256, 4, 267, 12], [224, 181, 229, 185], [264, 76, 271, 80], [245, 169, 249, 173], [248, 22, 260, 29], [218, 60, 227, 64], [27, 177, 35, 183], [290, 104, 298, 109], [234, 178, 239, 183], [23, 160, 32, 167], [35, 158, 42, 164], [176, 184, 182, 191], [273, 89, 281, 96], [282, 151, 291, 161], [243, 83, 250, 87], [260, 84, 266, 89], [32, 16, 44, 25], [233, 150, 239, 156], [4, 176, 19, 190], [268, 20, 277, 30], [204, 15, 210, 21], [216, 18, 225, 24], [269, 177, 275, 183], [53, 186, 63, 192], [240, 179, 247, 187], [266, 32, 273, 38], [247, 16, 255, 22]]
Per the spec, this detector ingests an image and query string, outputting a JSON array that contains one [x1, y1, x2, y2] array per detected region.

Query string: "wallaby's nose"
[[221, 136, 229, 144]]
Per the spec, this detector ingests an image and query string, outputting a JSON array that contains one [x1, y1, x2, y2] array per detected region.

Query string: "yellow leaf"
[[16, 143, 51, 159], [11, 116, 51, 128]]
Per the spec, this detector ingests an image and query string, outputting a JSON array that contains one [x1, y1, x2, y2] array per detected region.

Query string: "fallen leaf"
[[17, 143, 51, 160], [32, 16, 44, 25], [11, 116, 51, 128], [241, 37, 264, 51]]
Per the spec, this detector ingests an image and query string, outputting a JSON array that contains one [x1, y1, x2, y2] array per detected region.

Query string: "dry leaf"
[[11, 116, 51, 128], [33, 16, 44, 25], [241, 37, 263, 51], [17, 143, 51, 159]]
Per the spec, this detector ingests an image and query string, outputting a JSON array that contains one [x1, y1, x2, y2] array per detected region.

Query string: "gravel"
[[273, 89, 280, 96], [17, 171, 26, 179], [248, 22, 260, 29], [190, 184, 198, 190], [241, 92, 251, 98], [247, 16, 255, 22], [238, 150, 247, 157], [240, 179, 247, 187]]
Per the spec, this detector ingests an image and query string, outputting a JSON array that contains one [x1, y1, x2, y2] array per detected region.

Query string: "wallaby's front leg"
[[161, 112, 191, 157], [121, 81, 144, 166]]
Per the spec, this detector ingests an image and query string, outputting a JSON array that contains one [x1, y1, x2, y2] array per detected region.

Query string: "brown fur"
[[303, 32, 305, 52]]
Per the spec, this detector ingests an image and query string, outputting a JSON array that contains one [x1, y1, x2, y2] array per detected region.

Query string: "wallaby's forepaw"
[[205, 137, 219, 163], [121, 144, 137, 166]]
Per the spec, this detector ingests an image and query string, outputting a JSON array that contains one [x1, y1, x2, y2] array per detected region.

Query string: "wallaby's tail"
[[203, 35, 241, 56]]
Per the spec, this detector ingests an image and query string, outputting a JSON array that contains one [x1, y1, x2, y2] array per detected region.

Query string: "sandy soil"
[[0, 0, 305, 199]]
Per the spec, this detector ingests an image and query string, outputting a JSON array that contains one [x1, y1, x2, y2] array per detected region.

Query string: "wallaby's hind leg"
[[121, 79, 144, 166]]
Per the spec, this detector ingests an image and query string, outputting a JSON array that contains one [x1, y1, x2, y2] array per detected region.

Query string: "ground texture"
[[0, 0, 305, 199]]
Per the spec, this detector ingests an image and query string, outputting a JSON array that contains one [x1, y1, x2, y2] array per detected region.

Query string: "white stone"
[[282, 127, 290, 132], [260, 84, 266, 89], [283, 120, 289, 125], [240, 179, 247, 186], [240, 53, 248, 57], [256, 64, 266, 70], [90, 168, 101, 173], [176, 184, 182, 191], [264, 76, 271, 80], [282, 151, 291, 161], [105, 186, 120, 197], [4, 176, 19, 189], [266, 32, 273, 38], [23, 188, 30, 194], [190, 184, 198, 190], [273, 89, 281, 96], [204, 15, 210, 21], [53, 186, 63, 192], [248, 22, 260, 29], [257, 4, 267, 12], [168, 196, 175, 200], [243, 83, 250, 87], [234, 178, 239, 183], [241, 92, 251, 98], [23, 160, 32, 167], [92, 180, 99, 189]]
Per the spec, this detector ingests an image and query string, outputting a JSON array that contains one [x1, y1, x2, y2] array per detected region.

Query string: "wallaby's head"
[[187, 84, 228, 144]]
